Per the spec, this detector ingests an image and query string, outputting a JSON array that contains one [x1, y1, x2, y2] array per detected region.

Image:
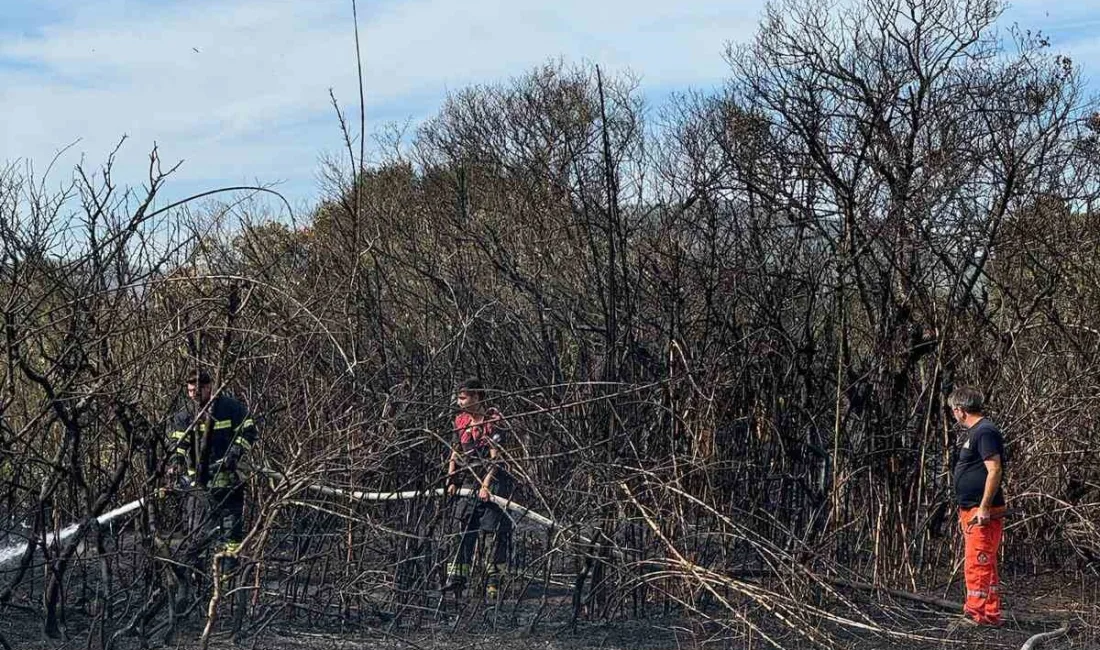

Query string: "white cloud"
[[2, 0, 1094, 208], [0, 0, 763, 205]]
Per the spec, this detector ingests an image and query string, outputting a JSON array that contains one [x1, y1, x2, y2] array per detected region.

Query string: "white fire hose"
[[0, 470, 570, 567]]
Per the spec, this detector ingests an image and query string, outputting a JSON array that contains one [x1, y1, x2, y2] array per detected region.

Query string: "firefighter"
[[949, 386, 1006, 626], [166, 369, 258, 596], [442, 378, 514, 599]]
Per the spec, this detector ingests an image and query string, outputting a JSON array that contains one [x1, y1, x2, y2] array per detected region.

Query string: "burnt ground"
[[2, 572, 1099, 650]]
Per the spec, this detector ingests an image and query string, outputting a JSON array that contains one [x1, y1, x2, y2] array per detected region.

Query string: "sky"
[[2, 0, 1100, 212]]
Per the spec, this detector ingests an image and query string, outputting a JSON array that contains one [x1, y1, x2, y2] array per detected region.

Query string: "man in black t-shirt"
[[949, 387, 1006, 626]]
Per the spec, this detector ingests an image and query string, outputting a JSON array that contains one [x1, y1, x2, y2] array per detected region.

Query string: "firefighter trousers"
[[958, 506, 1005, 625], [448, 480, 513, 584]]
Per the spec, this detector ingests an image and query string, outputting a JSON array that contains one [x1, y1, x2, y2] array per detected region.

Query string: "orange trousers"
[[958, 506, 1005, 624]]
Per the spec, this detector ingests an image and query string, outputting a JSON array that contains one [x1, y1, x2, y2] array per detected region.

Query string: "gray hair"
[[948, 387, 984, 415]]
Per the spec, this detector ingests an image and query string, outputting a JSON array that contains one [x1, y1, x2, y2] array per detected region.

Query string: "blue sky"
[[2, 0, 1099, 211]]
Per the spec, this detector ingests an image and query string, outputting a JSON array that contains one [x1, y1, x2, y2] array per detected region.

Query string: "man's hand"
[[447, 483, 457, 496], [162, 462, 193, 494], [222, 446, 242, 472], [975, 506, 991, 526], [479, 485, 491, 501], [166, 459, 184, 485]]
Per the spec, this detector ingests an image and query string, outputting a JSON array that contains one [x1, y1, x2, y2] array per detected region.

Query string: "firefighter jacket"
[[169, 394, 257, 488]]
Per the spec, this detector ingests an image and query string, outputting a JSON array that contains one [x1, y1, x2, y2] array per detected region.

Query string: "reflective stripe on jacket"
[[169, 394, 257, 482]]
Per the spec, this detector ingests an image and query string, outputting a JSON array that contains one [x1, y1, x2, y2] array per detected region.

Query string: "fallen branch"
[[827, 577, 1057, 626], [827, 577, 961, 612]]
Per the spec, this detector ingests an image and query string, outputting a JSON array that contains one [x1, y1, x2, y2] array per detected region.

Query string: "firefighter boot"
[[486, 563, 506, 600]]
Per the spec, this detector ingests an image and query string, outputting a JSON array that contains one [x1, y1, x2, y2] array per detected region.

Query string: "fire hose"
[[0, 467, 568, 568]]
